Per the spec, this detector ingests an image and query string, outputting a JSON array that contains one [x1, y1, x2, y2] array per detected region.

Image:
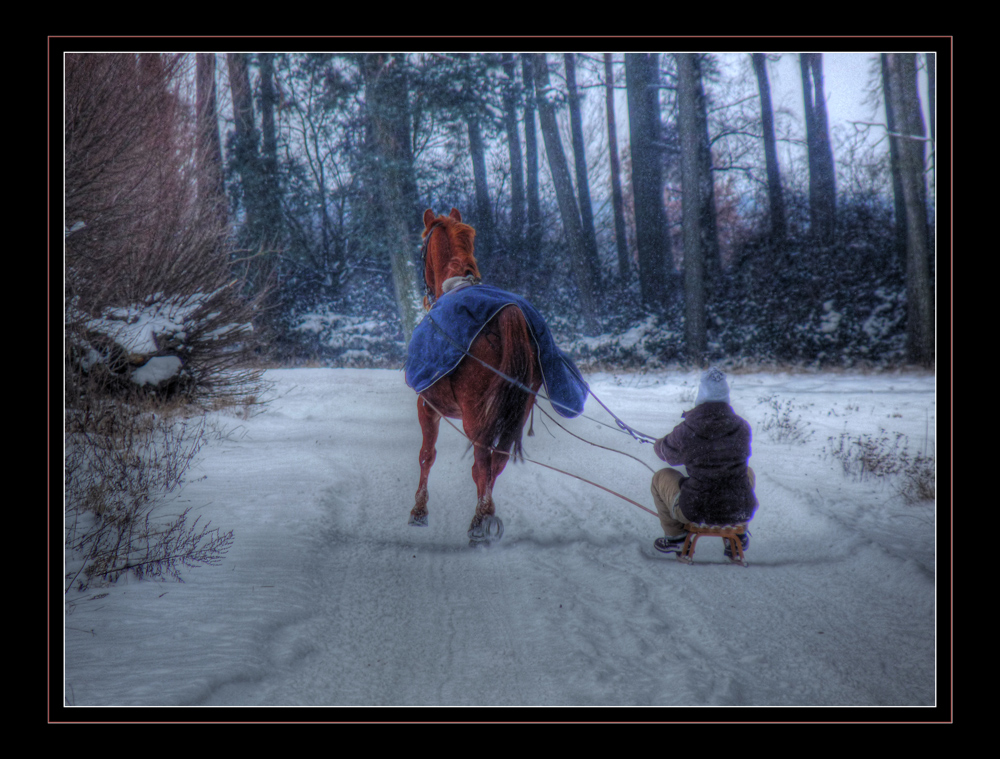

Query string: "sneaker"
[[654, 532, 689, 554], [723, 530, 751, 559]]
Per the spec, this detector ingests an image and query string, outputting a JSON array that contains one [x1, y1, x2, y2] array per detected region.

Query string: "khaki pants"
[[651, 467, 756, 537]]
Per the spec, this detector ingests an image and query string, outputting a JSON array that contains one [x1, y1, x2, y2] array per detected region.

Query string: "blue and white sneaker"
[[654, 532, 689, 554]]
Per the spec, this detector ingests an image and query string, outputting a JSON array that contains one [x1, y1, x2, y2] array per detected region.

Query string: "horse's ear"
[[423, 209, 436, 230], [449, 208, 462, 222]]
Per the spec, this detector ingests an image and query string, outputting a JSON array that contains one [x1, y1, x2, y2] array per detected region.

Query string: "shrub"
[[64, 373, 234, 590], [63, 53, 261, 588], [756, 394, 815, 444], [824, 428, 935, 504]]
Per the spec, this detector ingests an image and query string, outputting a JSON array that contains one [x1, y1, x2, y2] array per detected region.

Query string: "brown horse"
[[410, 208, 542, 546]]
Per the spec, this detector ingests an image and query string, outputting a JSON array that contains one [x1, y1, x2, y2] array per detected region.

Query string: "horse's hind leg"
[[411, 396, 440, 526], [467, 443, 506, 546], [467, 395, 533, 544]]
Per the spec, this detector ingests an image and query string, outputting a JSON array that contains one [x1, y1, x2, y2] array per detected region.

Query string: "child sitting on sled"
[[650, 367, 758, 558]]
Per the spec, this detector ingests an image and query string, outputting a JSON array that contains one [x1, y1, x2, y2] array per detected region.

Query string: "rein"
[[424, 309, 658, 444], [418, 393, 658, 518], [419, 222, 444, 307]]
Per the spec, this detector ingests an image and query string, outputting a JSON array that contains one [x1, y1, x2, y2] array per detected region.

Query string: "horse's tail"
[[477, 306, 538, 461]]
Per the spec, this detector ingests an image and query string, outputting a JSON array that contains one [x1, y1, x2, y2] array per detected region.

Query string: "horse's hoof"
[[409, 512, 428, 527], [468, 515, 503, 546], [483, 515, 504, 541]]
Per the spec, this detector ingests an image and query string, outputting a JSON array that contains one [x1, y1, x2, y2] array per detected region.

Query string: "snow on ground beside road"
[[63, 368, 938, 711]]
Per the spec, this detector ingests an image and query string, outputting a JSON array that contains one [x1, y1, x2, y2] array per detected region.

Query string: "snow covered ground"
[[61, 367, 942, 716]]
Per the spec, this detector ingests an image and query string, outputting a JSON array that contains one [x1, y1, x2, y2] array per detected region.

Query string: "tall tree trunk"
[[195, 54, 226, 230], [502, 53, 526, 260], [360, 53, 423, 342], [227, 53, 272, 296], [926, 52, 936, 216], [751, 53, 787, 244], [467, 114, 495, 261], [800, 53, 837, 244], [227, 52, 259, 237], [521, 55, 542, 263], [884, 53, 934, 366], [677, 53, 707, 363], [881, 54, 908, 262], [458, 54, 496, 273], [926, 52, 935, 144], [604, 54, 630, 282], [691, 54, 721, 287], [564, 54, 599, 266], [257, 53, 282, 252], [532, 54, 599, 332], [625, 53, 672, 312]]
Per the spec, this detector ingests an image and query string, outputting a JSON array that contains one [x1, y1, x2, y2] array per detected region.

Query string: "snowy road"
[[64, 368, 939, 710]]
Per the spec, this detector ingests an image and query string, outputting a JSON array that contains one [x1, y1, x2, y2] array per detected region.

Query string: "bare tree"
[[226, 54, 260, 228], [257, 53, 283, 251], [604, 54, 630, 282], [625, 53, 672, 312], [800, 53, 837, 243], [521, 54, 543, 262], [883, 53, 934, 366], [677, 53, 707, 363], [564, 54, 600, 265], [881, 53, 908, 261], [501, 53, 526, 258], [751, 53, 787, 244], [359, 53, 423, 342], [532, 53, 599, 332], [195, 54, 226, 230]]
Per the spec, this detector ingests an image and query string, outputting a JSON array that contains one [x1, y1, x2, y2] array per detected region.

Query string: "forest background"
[[62, 43, 941, 388]]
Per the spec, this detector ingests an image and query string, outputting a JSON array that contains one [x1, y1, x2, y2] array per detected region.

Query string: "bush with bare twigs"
[[64, 53, 265, 588], [823, 428, 935, 505], [756, 394, 815, 445]]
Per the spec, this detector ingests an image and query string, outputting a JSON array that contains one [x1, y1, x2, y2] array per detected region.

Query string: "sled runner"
[[677, 523, 749, 567]]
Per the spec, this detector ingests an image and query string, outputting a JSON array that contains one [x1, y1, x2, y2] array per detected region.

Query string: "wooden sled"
[[678, 523, 748, 567]]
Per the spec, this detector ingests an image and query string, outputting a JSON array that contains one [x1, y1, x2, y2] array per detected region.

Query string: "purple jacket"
[[654, 401, 757, 525]]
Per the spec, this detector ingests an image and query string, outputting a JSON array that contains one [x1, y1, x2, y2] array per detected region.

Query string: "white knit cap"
[[695, 367, 730, 405]]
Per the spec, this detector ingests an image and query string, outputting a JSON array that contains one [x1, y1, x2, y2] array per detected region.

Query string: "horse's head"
[[421, 208, 481, 309]]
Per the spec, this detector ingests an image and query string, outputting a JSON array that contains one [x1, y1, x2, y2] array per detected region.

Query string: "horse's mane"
[[432, 217, 480, 281]]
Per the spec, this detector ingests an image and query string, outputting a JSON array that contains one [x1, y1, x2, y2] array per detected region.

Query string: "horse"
[[409, 208, 542, 546]]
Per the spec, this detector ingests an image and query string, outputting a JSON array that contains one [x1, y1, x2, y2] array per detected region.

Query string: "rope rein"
[[533, 403, 655, 474], [418, 393, 658, 517], [425, 310, 658, 444]]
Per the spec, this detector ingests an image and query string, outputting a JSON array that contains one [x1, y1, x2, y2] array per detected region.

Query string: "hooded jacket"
[[654, 401, 757, 525]]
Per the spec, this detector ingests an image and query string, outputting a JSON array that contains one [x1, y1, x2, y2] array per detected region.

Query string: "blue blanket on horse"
[[404, 284, 588, 418]]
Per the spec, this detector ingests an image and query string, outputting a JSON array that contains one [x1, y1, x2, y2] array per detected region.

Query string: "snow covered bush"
[[288, 309, 406, 366], [63, 53, 262, 586], [66, 286, 264, 406], [65, 53, 268, 406]]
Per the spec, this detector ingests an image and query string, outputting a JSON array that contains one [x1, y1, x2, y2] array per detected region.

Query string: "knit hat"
[[695, 367, 730, 405]]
